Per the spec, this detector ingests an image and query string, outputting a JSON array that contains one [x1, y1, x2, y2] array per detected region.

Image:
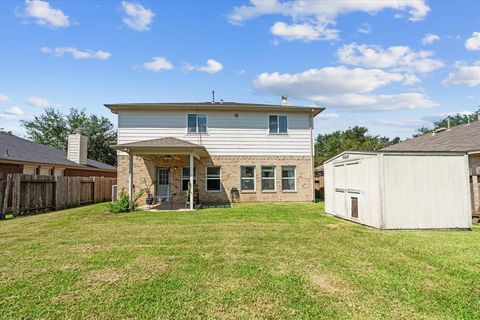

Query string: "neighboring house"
[[0, 131, 117, 177], [105, 101, 323, 209], [383, 119, 480, 216]]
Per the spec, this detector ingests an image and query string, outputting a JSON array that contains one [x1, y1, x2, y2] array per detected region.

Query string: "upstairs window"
[[269, 115, 287, 134], [187, 114, 207, 133]]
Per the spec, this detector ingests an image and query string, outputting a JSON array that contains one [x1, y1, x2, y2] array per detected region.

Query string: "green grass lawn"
[[0, 202, 479, 319]]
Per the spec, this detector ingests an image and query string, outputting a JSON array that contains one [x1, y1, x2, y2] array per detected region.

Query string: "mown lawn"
[[0, 202, 479, 319]]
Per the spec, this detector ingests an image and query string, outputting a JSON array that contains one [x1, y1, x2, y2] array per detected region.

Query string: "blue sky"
[[0, 0, 479, 139]]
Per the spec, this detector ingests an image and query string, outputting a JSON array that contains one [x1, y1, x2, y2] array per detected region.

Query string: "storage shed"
[[324, 151, 472, 230]]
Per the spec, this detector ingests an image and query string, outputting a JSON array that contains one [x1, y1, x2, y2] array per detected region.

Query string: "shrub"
[[107, 189, 145, 213]]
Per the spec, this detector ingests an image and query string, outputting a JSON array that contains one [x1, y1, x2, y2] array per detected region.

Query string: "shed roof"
[[104, 101, 324, 116], [0, 132, 116, 171], [383, 120, 480, 153]]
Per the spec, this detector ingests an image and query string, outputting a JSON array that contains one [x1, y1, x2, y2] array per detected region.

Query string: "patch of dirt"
[[123, 255, 167, 281], [84, 268, 123, 286], [309, 273, 350, 295]]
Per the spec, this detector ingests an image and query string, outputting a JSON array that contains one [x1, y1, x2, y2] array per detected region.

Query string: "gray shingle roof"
[[383, 120, 480, 152], [104, 101, 324, 116], [114, 137, 201, 149], [0, 132, 116, 171]]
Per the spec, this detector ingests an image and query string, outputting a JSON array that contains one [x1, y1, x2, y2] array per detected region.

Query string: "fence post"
[[12, 174, 21, 217], [2, 174, 12, 218], [0, 173, 4, 219]]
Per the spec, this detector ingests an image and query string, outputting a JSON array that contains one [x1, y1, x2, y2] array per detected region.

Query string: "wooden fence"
[[0, 174, 116, 219], [314, 176, 324, 199]]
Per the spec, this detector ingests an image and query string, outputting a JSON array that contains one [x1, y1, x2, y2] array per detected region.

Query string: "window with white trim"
[[261, 166, 275, 191], [206, 166, 221, 191], [281, 166, 296, 191], [187, 114, 207, 133], [181, 167, 197, 191], [269, 115, 287, 134], [240, 166, 255, 191]]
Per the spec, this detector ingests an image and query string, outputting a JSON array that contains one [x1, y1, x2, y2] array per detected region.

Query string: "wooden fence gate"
[[471, 167, 480, 218], [0, 174, 116, 219]]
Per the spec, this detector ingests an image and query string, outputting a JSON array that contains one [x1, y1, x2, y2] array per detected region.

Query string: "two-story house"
[[106, 101, 324, 209]]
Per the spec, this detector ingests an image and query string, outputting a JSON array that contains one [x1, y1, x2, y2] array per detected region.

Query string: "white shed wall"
[[383, 154, 471, 229], [325, 151, 471, 230], [117, 110, 312, 156]]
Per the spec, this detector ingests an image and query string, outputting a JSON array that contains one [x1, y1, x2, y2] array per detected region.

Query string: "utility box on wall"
[[324, 151, 472, 230]]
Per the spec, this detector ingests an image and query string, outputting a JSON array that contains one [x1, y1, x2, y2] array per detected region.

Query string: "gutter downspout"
[[309, 112, 315, 202]]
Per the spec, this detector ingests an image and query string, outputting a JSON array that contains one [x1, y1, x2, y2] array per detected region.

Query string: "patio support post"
[[128, 152, 134, 211], [189, 153, 194, 210]]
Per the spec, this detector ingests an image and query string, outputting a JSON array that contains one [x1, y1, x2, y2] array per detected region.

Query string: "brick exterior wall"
[[469, 154, 480, 168], [0, 162, 23, 176], [64, 168, 117, 178], [117, 155, 314, 205]]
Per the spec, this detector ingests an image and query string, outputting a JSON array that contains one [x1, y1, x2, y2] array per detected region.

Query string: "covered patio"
[[113, 137, 209, 211]]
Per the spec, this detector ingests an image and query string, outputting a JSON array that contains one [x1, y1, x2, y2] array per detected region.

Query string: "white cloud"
[[465, 32, 480, 51], [26, 96, 49, 107], [422, 33, 440, 45], [185, 59, 223, 74], [0, 93, 8, 104], [442, 61, 480, 87], [357, 23, 372, 34], [23, 0, 69, 28], [317, 112, 339, 120], [403, 74, 421, 86], [337, 43, 444, 73], [253, 66, 436, 111], [373, 118, 429, 129], [41, 47, 111, 60], [142, 56, 173, 71], [228, 0, 429, 41], [270, 22, 338, 41], [0, 106, 24, 120], [121, 1, 154, 31]]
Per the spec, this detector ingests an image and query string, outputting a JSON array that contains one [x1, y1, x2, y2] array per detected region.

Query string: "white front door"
[[156, 167, 170, 199]]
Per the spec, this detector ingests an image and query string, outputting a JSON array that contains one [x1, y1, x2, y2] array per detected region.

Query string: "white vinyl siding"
[[117, 110, 312, 156]]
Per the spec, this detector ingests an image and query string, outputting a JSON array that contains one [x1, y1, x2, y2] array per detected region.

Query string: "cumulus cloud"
[[184, 59, 223, 74], [0, 106, 25, 120], [270, 22, 338, 41], [403, 74, 421, 86], [317, 112, 339, 120], [0, 93, 8, 104], [253, 66, 436, 111], [228, 0, 429, 41], [41, 47, 111, 60], [22, 0, 69, 28], [442, 61, 480, 87], [422, 33, 440, 45], [121, 1, 154, 31], [141, 56, 173, 71], [26, 96, 49, 107], [337, 43, 444, 73], [465, 32, 480, 51], [357, 23, 372, 34]]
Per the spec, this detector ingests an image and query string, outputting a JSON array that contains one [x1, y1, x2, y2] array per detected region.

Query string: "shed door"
[[334, 161, 363, 220]]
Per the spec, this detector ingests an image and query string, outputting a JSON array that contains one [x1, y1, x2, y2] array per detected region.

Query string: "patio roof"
[[112, 137, 209, 158]]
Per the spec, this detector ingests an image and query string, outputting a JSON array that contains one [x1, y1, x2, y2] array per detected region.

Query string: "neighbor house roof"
[[104, 101, 324, 116], [383, 120, 480, 153], [0, 132, 116, 171]]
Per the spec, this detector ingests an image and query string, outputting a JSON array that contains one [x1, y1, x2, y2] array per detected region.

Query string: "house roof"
[[104, 101, 324, 116], [0, 132, 116, 171], [113, 137, 202, 149], [383, 120, 480, 153]]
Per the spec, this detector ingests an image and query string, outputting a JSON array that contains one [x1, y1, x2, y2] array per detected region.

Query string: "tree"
[[22, 108, 117, 165], [314, 126, 399, 166], [413, 107, 480, 137]]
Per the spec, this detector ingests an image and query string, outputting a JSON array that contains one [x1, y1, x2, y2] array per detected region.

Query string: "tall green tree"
[[22, 108, 117, 165], [314, 126, 399, 166], [413, 108, 480, 137]]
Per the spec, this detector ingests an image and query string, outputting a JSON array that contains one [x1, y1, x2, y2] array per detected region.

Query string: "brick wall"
[[64, 168, 117, 178], [0, 163, 23, 176], [117, 155, 314, 205]]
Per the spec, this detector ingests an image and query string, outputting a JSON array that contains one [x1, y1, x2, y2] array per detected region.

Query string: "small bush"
[[107, 189, 145, 213]]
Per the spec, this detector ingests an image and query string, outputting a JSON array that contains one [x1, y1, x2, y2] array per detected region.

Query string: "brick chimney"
[[67, 129, 88, 165]]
